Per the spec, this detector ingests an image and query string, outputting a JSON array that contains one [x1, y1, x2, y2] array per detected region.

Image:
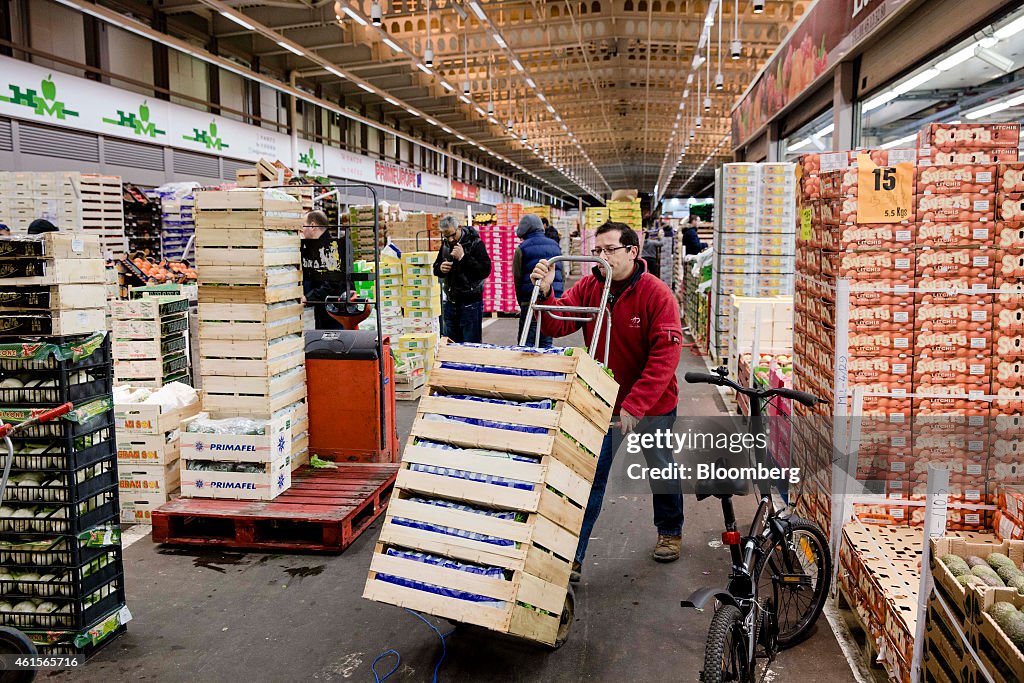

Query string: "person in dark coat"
[[513, 214, 562, 347], [542, 217, 561, 244], [301, 210, 349, 330], [681, 215, 707, 255], [433, 216, 491, 343]]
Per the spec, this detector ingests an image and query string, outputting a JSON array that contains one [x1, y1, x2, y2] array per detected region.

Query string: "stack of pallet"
[[114, 383, 200, 524], [193, 189, 309, 475], [0, 234, 106, 336], [0, 327, 129, 656], [111, 294, 191, 388], [0, 172, 127, 259], [363, 342, 617, 646]]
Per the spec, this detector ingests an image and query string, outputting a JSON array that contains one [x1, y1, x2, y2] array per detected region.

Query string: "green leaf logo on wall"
[[0, 74, 80, 120], [183, 120, 229, 150], [101, 100, 166, 138], [299, 146, 320, 170]]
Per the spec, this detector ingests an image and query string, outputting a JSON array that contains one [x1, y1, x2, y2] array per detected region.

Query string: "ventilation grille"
[[104, 137, 165, 171], [19, 122, 99, 162], [0, 118, 12, 152], [221, 157, 251, 181], [173, 149, 220, 178]]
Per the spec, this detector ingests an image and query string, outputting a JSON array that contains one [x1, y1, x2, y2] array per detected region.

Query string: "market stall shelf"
[[150, 463, 398, 553]]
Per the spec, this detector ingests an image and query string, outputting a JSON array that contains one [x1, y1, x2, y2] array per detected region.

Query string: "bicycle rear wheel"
[[700, 605, 753, 683], [754, 517, 831, 648]]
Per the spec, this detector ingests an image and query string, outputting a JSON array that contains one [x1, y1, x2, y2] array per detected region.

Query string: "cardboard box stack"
[[394, 251, 441, 399], [524, 205, 551, 222], [585, 207, 609, 230], [0, 172, 127, 258], [607, 198, 642, 232], [114, 383, 200, 524], [712, 162, 798, 362], [0, 328, 128, 654], [111, 294, 191, 388], [480, 224, 518, 314], [791, 124, 1024, 683], [363, 341, 617, 646], [390, 212, 440, 254], [496, 203, 523, 228], [349, 203, 401, 260], [192, 189, 309, 483], [725, 295, 793, 386], [0, 234, 106, 336]]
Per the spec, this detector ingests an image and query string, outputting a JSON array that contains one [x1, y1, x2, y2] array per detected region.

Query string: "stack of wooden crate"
[[0, 172, 126, 258], [363, 341, 617, 646], [111, 294, 191, 387], [0, 233, 107, 336], [194, 189, 309, 470]]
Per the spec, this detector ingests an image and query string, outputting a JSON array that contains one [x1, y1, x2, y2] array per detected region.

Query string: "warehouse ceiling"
[[102, 0, 808, 200]]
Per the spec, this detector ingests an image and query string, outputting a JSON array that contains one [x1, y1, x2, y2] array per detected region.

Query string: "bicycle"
[[0, 401, 75, 683], [681, 367, 831, 683]]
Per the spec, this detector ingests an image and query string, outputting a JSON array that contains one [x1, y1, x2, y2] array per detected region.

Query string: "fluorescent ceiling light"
[[358, 83, 374, 92], [278, 41, 304, 56], [862, 90, 898, 113], [456, 134, 467, 141], [817, 123, 834, 136], [341, 7, 368, 26], [965, 90, 1024, 120], [440, 81, 455, 92], [404, 107, 419, 116], [935, 45, 975, 71], [880, 133, 918, 150], [974, 46, 1015, 73], [995, 14, 1024, 40], [442, 126, 454, 134], [426, 118, 440, 126], [475, 106, 487, 116], [326, 66, 346, 79], [537, 93, 546, 102], [979, 36, 999, 49], [468, 1, 488, 21], [382, 38, 403, 53], [459, 95, 472, 104], [512, 59, 524, 71], [892, 68, 940, 95], [493, 33, 507, 48], [384, 97, 400, 106], [220, 11, 256, 31], [416, 63, 432, 74], [788, 137, 812, 151], [546, 105, 555, 113], [488, 117, 499, 125]]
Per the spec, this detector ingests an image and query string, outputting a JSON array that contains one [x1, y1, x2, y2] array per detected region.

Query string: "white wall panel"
[[29, 0, 86, 78], [107, 26, 153, 96]]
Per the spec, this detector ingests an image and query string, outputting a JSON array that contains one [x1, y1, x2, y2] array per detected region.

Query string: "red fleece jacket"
[[539, 260, 683, 417]]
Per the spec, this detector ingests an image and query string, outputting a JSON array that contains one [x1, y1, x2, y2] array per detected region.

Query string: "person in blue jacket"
[[513, 214, 562, 347]]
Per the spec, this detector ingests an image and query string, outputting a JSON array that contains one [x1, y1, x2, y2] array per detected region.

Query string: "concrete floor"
[[54, 317, 857, 683]]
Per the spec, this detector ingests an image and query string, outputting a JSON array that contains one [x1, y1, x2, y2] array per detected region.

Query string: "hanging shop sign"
[[731, 0, 913, 146], [452, 180, 480, 202], [0, 56, 453, 198]]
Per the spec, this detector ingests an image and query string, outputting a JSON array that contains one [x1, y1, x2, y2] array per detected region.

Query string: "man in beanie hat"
[[513, 214, 562, 347]]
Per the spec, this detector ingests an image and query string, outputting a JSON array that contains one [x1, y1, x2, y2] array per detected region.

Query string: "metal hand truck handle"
[[519, 255, 613, 361], [0, 402, 74, 500]]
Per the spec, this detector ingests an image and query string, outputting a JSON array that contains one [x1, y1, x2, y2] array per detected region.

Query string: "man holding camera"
[[433, 216, 492, 343]]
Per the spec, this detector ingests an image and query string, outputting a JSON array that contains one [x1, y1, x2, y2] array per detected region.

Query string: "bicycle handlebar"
[[684, 371, 821, 408], [0, 402, 74, 439]]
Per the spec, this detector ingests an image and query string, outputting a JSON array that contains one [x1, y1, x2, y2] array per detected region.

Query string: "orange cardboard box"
[[995, 329, 1024, 359], [849, 330, 913, 357], [915, 294, 992, 332], [994, 509, 1024, 542], [922, 148, 1019, 165], [837, 223, 916, 251], [915, 328, 991, 357], [989, 438, 1024, 484], [993, 358, 1024, 395], [995, 221, 1024, 248], [913, 353, 991, 386], [919, 123, 1020, 150], [996, 249, 1024, 278], [913, 396, 990, 418], [917, 164, 996, 195], [999, 192, 1024, 222], [998, 163, 1024, 193], [916, 220, 993, 247], [917, 193, 995, 222], [841, 250, 915, 284], [999, 484, 1024, 520]]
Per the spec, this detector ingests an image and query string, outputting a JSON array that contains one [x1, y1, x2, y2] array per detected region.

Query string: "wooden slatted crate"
[[199, 335, 304, 378], [363, 343, 617, 647], [195, 229, 300, 268], [197, 302, 303, 341], [201, 366, 307, 418]]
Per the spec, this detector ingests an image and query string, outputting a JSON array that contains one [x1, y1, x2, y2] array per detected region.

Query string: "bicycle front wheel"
[[754, 516, 831, 648], [700, 604, 752, 683]]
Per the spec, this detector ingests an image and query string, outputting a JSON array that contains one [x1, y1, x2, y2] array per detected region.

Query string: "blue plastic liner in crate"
[[411, 440, 539, 492], [391, 496, 525, 547], [376, 548, 507, 606]]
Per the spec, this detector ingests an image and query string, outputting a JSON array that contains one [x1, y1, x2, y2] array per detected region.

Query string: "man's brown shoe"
[[653, 534, 682, 562]]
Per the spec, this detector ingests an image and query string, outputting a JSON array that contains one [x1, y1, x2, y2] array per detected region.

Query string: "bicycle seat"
[[695, 474, 751, 501]]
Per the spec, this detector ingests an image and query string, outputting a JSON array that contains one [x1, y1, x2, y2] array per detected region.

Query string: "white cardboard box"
[[118, 461, 180, 498], [116, 432, 181, 465], [179, 455, 291, 501], [119, 490, 177, 525], [179, 415, 292, 463], [115, 395, 200, 435]]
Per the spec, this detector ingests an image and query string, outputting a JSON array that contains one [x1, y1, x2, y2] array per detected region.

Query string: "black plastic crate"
[[160, 334, 188, 356], [3, 398, 115, 471], [29, 606, 127, 658], [2, 458, 115, 505], [0, 335, 111, 407], [0, 572, 125, 630], [0, 487, 118, 538], [0, 547, 122, 601], [0, 527, 121, 570]]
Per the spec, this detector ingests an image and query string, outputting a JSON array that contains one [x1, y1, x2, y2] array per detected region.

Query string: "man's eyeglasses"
[[591, 246, 631, 256]]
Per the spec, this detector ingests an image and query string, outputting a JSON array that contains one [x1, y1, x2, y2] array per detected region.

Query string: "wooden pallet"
[[835, 584, 891, 683], [151, 463, 398, 553]]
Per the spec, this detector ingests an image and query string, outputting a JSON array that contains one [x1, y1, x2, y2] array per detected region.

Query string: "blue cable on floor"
[[372, 609, 456, 683]]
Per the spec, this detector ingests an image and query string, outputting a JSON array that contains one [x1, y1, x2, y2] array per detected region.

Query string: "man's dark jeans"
[[517, 303, 553, 348], [442, 300, 483, 343]]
